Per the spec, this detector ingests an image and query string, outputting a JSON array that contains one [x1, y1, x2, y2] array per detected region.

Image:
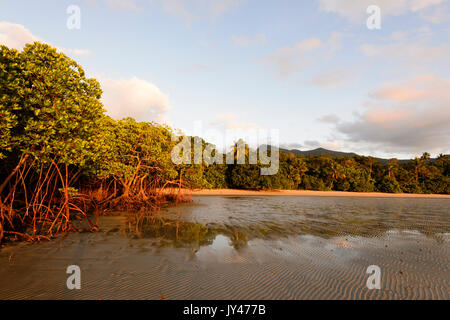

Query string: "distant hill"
[[260, 145, 409, 164], [279, 147, 358, 158], [258, 145, 449, 164]]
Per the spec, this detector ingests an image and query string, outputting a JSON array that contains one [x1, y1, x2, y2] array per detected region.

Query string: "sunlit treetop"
[[0, 42, 106, 167]]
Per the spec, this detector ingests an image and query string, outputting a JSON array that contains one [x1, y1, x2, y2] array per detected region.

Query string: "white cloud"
[[0, 22, 39, 49], [317, 114, 341, 123], [419, 5, 450, 23], [360, 41, 450, 65], [83, 0, 100, 7], [304, 140, 320, 148], [265, 32, 344, 79], [83, 0, 141, 11], [100, 76, 171, 123], [310, 67, 352, 87], [280, 142, 304, 150], [0, 21, 91, 57], [358, 30, 450, 79], [208, 0, 243, 18], [105, 0, 139, 10], [321, 141, 341, 150], [210, 113, 260, 130], [318, 0, 449, 21], [265, 38, 323, 78], [203, 113, 263, 150], [336, 75, 450, 154], [282, 140, 341, 150], [232, 33, 267, 47], [155, 0, 244, 25]]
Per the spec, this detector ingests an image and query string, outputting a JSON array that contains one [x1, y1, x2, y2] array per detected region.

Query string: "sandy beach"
[[188, 188, 450, 199]]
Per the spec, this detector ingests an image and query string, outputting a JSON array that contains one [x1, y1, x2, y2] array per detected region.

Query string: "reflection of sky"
[[195, 234, 238, 262], [162, 196, 450, 240], [209, 234, 232, 250], [119, 196, 449, 256]]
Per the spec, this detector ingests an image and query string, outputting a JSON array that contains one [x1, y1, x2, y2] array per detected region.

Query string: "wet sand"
[[0, 196, 448, 300], [0, 225, 448, 300]]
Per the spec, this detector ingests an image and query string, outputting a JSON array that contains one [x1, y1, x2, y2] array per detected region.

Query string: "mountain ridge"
[[259, 145, 448, 164]]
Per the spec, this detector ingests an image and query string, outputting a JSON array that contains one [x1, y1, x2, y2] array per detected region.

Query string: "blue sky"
[[1, 0, 449, 158]]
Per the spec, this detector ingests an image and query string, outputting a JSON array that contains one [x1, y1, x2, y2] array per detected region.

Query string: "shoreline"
[[187, 189, 450, 199]]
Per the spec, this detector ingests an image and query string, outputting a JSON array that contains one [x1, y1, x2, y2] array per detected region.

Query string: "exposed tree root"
[[0, 159, 191, 244]]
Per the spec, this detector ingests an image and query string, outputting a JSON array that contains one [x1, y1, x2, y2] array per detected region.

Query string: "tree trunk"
[[0, 154, 29, 195], [65, 164, 70, 227]]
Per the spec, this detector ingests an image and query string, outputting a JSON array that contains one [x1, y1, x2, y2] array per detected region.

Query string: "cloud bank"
[[210, 113, 260, 130], [0, 21, 91, 57], [155, 0, 245, 25], [318, 0, 449, 21], [336, 75, 450, 154], [265, 32, 344, 79], [100, 76, 171, 123]]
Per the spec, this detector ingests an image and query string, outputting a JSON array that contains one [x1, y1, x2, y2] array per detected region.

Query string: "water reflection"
[[209, 235, 232, 250], [119, 196, 449, 249], [123, 213, 249, 249]]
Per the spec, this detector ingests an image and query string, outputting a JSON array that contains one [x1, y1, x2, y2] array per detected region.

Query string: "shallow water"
[[141, 196, 450, 245], [0, 196, 449, 299]]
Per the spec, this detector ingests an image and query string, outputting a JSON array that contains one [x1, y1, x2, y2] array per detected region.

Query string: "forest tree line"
[[0, 42, 448, 242], [197, 146, 449, 194]]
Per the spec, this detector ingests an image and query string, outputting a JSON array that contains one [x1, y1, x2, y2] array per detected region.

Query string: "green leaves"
[[0, 107, 16, 159], [0, 42, 105, 167], [94, 117, 179, 189]]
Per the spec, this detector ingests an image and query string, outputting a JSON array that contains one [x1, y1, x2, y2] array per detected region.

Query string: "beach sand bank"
[[188, 189, 450, 199]]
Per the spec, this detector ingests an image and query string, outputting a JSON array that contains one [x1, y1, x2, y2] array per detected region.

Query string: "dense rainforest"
[[0, 42, 449, 243]]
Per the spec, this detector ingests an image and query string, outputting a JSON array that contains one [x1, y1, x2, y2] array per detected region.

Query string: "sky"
[[1, 0, 449, 159]]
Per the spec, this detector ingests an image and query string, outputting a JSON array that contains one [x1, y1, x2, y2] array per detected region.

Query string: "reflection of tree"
[[227, 228, 248, 250], [123, 204, 449, 250], [124, 213, 216, 248], [124, 213, 253, 249]]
